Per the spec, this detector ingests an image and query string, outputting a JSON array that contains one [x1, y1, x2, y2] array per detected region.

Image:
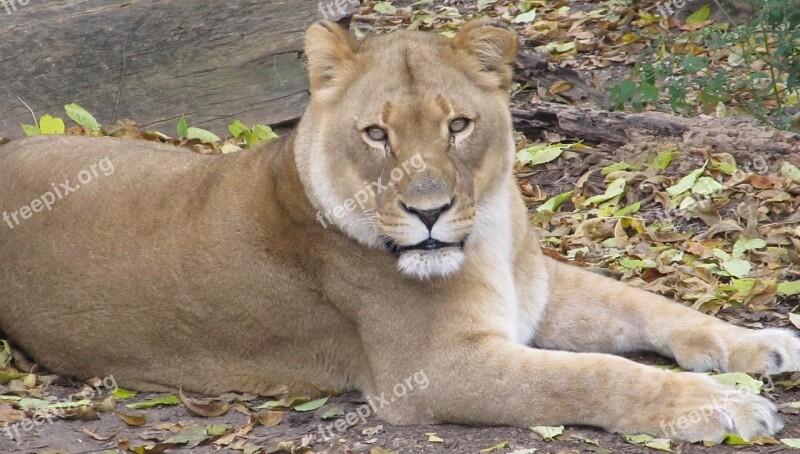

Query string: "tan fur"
[[1, 21, 799, 442]]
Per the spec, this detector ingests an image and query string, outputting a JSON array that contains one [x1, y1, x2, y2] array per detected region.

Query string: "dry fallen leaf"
[[116, 410, 147, 426], [256, 409, 284, 427], [179, 389, 229, 417]]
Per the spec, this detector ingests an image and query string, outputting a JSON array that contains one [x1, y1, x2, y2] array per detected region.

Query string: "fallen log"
[[0, 0, 356, 138]]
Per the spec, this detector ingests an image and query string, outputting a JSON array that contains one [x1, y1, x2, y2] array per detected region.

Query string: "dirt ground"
[[4, 354, 800, 453]]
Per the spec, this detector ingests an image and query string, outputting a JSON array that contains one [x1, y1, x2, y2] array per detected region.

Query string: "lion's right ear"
[[305, 21, 359, 93], [452, 20, 518, 90]]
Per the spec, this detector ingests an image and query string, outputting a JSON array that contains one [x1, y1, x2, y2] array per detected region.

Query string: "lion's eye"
[[365, 126, 387, 142], [449, 118, 470, 133]]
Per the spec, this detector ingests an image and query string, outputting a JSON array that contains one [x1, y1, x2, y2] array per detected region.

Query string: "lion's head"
[[295, 20, 518, 279]]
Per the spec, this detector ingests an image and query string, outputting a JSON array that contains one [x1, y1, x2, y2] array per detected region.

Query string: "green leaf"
[[166, 426, 208, 447], [682, 55, 709, 73], [625, 434, 671, 451], [322, 406, 345, 419], [713, 248, 732, 262], [49, 399, 92, 409], [516, 143, 570, 167], [530, 425, 564, 441], [293, 397, 328, 412], [625, 434, 654, 444], [478, 0, 497, 12], [781, 439, 800, 449], [636, 82, 659, 103], [613, 202, 641, 217], [206, 423, 230, 436], [732, 237, 767, 259], [0, 340, 9, 367], [228, 120, 250, 138], [554, 42, 575, 53], [537, 190, 574, 213], [610, 80, 637, 107], [112, 388, 138, 400], [21, 124, 41, 136], [731, 278, 755, 294], [778, 280, 800, 296], [125, 394, 181, 409], [39, 115, 65, 135], [64, 103, 101, 131], [512, 9, 537, 23], [477, 0, 497, 12], [721, 433, 751, 445], [177, 115, 189, 139], [18, 397, 92, 411], [620, 258, 644, 270], [19, 398, 52, 410], [373, 1, 397, 14], [721, 259, 751, 279], [666, 163, 707, 197], [601, 161, 631, 175], [583, 178, 626, 206], [691, 176, 723, 195], [712, 372, 763, 394], [645, 439, 672, 451], [480, 441, 509, 452], [221, 143, 243, 154], [247, 124, 279, 148], [686, 4, 711, 24], [781, 161, 800, 184], [651, 151, 677, 170], [186, 126, 221, 144], [700, 89, 728, 103], [0, 372, 25, 385], [711, 158, 737, 175]]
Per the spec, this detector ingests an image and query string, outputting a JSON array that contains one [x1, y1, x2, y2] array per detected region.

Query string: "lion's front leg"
[[532, 255, 800, 375], [370, 338, 782, 442]]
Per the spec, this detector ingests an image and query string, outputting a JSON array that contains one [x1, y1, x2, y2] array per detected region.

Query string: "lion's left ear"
[[305, 21, 359, 94], [452, 20, 518, 90]]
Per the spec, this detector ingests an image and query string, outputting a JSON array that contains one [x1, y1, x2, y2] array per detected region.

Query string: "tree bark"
[[512, 102, 692, 145], [0, 0, 355, 139]]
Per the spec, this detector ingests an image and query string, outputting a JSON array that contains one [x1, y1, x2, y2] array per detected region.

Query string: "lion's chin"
[[396, 248, 466, 280]]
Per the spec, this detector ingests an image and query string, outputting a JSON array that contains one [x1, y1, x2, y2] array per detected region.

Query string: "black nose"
[[401, 200, 453, 231]]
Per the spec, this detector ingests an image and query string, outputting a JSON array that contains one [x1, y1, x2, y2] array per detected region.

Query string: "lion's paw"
[[672, 327, 800, 375], [651, 374, 782, 442], [726, 328, 800, 374]]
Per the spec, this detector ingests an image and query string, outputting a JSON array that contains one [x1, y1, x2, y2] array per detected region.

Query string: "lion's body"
[[1, 21, 799, 442]]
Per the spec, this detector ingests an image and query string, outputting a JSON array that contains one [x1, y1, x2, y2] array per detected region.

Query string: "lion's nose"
[[401, 199, 453, 231]]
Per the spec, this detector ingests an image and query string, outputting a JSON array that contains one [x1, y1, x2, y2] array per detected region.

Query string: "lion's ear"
[[305, 21, 359, 93], [452, 20, 518, 90]]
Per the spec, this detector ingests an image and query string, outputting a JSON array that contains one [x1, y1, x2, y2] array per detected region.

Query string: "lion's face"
[[297, 21, 518, 279]]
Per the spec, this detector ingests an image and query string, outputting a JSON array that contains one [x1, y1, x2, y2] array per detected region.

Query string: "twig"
[[111, 33, 129, 125], [17, 96, 37, 127]]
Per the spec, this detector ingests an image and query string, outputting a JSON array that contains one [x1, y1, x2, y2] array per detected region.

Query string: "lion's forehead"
[[351, 39, 480, 100]]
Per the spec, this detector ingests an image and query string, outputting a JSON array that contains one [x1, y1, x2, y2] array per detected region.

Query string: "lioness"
[[1, 20, 799, 443]]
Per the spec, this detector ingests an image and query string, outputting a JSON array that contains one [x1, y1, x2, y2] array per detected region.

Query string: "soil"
[[4, 355, 800, 453]]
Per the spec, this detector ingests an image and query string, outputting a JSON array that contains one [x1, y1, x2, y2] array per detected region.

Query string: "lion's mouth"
[[384, 237, 465, 255]]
